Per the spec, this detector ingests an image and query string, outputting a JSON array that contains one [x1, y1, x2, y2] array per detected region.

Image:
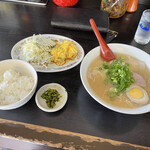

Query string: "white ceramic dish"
[[11, 34, 84, 73], [80, 43, 150, 115], [35, 83, 68, 112], [0, 59, 38, 110]]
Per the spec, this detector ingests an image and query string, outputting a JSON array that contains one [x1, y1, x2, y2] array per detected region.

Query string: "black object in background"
[[51, 7, 109, 33], [1, 0, 48, 5]]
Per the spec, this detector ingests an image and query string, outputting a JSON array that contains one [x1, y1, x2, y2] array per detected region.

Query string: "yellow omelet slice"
[[50, 40, 78, 66]]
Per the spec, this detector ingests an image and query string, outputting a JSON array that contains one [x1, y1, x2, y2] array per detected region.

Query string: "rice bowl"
[[0, 59, 38, 110]]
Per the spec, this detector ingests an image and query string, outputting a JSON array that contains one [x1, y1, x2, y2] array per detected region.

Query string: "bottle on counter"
[[100, 0, 129, 18], [127, 0, 139, 12]]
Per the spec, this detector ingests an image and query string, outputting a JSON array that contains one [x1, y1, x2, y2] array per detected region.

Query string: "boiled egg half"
[[126, 85, 149, 106]]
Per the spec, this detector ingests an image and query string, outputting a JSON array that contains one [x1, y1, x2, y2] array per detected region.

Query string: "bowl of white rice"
[[0, 59, 38, 110]]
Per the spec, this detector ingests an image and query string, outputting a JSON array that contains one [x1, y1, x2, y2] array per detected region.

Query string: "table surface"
[[0, 0, 150, 149]]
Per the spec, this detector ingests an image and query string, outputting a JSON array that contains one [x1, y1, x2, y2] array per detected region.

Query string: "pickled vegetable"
[[101, 0, 129, 18], [41, 88, 62, 108]]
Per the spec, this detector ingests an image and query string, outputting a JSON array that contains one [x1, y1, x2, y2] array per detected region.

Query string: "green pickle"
[[101, 0, 129, 18], [41, 88, 62, 108]]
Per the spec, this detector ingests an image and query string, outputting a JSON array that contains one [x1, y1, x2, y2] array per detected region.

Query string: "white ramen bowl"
[[0, 59, 38, 110], [80, 43, 150, 115]]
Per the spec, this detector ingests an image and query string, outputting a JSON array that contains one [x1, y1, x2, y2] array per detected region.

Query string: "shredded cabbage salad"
[[22, 35, 56, 67]]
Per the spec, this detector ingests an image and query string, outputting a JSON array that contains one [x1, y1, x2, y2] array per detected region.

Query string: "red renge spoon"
[[90, 18, 116, 62]]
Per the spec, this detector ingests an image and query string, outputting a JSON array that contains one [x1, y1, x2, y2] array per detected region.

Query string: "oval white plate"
[[35, 83, 68, 112], [11, 34, 84, 72], [80, 43, 150, 115]]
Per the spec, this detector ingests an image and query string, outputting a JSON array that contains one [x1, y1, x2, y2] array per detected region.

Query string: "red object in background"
[[53, 0, 79, 7], [127, 0, 139, 12]]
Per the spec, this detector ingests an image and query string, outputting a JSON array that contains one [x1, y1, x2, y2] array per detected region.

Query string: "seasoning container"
[[53, 0, 79, 7], [126, 0, 138, 12], [100, 0, 129, 18]]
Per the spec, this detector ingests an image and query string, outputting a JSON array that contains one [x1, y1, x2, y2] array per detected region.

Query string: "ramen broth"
[[87, 53, 150, 108]]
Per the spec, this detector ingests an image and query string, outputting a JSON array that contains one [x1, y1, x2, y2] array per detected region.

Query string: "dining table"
[[0, 0, 150, 149]]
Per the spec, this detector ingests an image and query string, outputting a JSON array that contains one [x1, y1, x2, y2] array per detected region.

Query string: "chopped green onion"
[[102, 58, 134, 97]]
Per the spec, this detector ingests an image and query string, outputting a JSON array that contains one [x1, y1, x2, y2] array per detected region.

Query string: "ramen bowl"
[[80, 43, 150, 114]]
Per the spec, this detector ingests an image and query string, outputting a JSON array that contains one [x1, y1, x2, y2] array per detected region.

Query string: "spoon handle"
[[90, 18, 115, 61], [90, 18, 109, 50]]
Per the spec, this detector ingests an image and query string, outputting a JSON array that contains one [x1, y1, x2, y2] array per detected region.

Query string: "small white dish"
[[35, 83, 68, 112]]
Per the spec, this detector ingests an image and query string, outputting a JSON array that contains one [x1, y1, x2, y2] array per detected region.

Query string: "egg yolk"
[[129, 88, 143, 99]]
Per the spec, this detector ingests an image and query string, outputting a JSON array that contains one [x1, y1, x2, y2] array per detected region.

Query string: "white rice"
[[0, 69, 34, 105]]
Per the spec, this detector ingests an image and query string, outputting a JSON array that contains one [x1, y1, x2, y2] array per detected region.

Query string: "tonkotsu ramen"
[[87, 53, 150, 108]]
